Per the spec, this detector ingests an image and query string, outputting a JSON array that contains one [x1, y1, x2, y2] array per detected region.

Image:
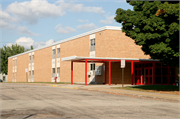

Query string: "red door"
[[144, 67, 153, 85], [135, 68, 144, 85]]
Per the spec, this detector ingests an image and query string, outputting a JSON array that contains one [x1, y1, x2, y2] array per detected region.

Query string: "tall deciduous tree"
[[114, 1, 179, 67], [1, 44, 30, 74]]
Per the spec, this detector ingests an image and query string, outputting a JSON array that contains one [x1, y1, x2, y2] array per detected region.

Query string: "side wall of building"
[[60, 35, 90, 82], [8, 29, 151, 84], [8, 58, 13, 82], [34, 47, 52, 82], [16, 54, 29, 82], [94, 30, 149, 84]]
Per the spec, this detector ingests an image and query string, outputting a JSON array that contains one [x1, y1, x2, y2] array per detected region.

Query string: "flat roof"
[[61, 55, 160, 62], [8, 26, 121, 59]]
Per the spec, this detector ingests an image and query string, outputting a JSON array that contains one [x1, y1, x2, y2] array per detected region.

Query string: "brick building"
[[8, 26, 177, 85]]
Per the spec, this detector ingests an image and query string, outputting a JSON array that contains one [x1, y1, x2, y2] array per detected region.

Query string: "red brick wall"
[[34, 47, 52, 82], [8, 58, 13, 82], [60, 35, 90, 82], [95, 30, 150, 59], [16, 54, 29, 82]]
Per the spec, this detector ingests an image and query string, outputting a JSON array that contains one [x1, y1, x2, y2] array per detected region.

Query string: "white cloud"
[[0, 19, 16, 29], [45, 39, 55, 45], [55, 24, 76, 34], [100, 15, 115, 24], [7, 37, 55, 49], [78, 19, 89, 22], [17, 26, 39, 36], [15, 37, 35, 49], [0, 5, 18, 29], [6, 0, 105, 24], [77, 23, 97, 30], [33, 39, 55, 48]]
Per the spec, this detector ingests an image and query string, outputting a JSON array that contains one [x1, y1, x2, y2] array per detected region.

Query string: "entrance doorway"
[[144, 67, 153, 85]]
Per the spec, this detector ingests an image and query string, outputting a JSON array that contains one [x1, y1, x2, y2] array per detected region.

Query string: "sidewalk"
[[51, 84, 180, 103], [3, 83, 180, 102]]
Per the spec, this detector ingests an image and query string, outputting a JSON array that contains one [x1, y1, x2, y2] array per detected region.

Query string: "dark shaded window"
[[90, 64, 95, 70], [155, 63, 161, 67], [155, 76, 161, 84], [155, 68, 161, 75], [162, 68, 168, 75]]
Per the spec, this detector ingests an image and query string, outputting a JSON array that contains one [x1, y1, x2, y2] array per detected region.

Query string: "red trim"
[[105, 62, 106, 85], [153, 62, 155, 85], [131, 61, 133, 85], [85, 59, 87, 86], [168, 66, 169, 84], [109, 60, 111, 85], [71, 61, 73, 85], [175, 67, 176, 83], [161, 63, 163, 84]]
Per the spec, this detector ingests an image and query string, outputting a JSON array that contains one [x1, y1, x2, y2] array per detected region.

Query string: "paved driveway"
[[0, 84, 179, 119]]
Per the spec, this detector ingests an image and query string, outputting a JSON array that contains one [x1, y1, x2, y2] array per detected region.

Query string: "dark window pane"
[[162, 63, 167, 67], [155, 63, 161, 67], [149, 69, 152, 75], [146, 77, 148, 84], [169, 76, 175, 84], [142, 64, 144, 67], [149, 77, 152, 83], [146, 63, 149, 67], [155, 76, 161, 84], [155, 68, 161, 75], [169, 68, 175, 75], [139, 64, 141, 68], [149, 63, 152, 67], [135, 64, 138, 68], [139, 70, 141, 75], [162, 68, 168, 75], [162, 77, 168, 84], [146, 69, 148, 75], [135, 70, 137, 76], [142, 68, 144, 75]]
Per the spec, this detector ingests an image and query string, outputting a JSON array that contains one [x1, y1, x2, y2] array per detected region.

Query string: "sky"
[[0, 0, 133, 49]]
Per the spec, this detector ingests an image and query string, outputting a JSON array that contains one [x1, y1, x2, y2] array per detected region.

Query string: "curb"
[[78, 88, 180, 103]]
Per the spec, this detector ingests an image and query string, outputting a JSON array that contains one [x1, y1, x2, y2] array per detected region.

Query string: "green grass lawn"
[[112, 85, 179, 92]]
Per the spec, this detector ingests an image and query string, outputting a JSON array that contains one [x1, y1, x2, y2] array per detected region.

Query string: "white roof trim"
[[61, 56, 160, 62], [8, 26, 121, 59]]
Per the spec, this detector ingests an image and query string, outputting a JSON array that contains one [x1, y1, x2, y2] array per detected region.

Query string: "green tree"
[[114, 1, 179, 67], [1, 44, 29, 74], [31, 45, 34, 50]]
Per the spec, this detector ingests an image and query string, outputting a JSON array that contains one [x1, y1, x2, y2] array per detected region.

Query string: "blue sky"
[[0, 0, 133, 49]]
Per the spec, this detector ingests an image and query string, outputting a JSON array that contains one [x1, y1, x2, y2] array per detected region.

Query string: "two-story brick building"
[[8, 26, 177, 85]]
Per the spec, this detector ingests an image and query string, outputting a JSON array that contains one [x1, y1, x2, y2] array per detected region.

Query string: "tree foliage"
[[114, 1, 179, 67], [1, 44, 32, 74]]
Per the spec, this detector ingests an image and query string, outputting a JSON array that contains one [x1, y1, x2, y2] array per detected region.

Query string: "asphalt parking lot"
[[0, 84, 179, 119]]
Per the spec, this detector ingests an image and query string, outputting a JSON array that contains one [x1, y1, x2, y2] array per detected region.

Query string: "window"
[[90, 38, 95, 51], [57, 48, 60, 58], [29, 71, 31, 79], [52, 49, 55, 59], [57, 67, 60, 77], [52, 68, 55, 77], [32, 70, 34, 79], [90, 64, 95, 71], [29, 56, 31, 63], [32, 55, 34, 63]]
